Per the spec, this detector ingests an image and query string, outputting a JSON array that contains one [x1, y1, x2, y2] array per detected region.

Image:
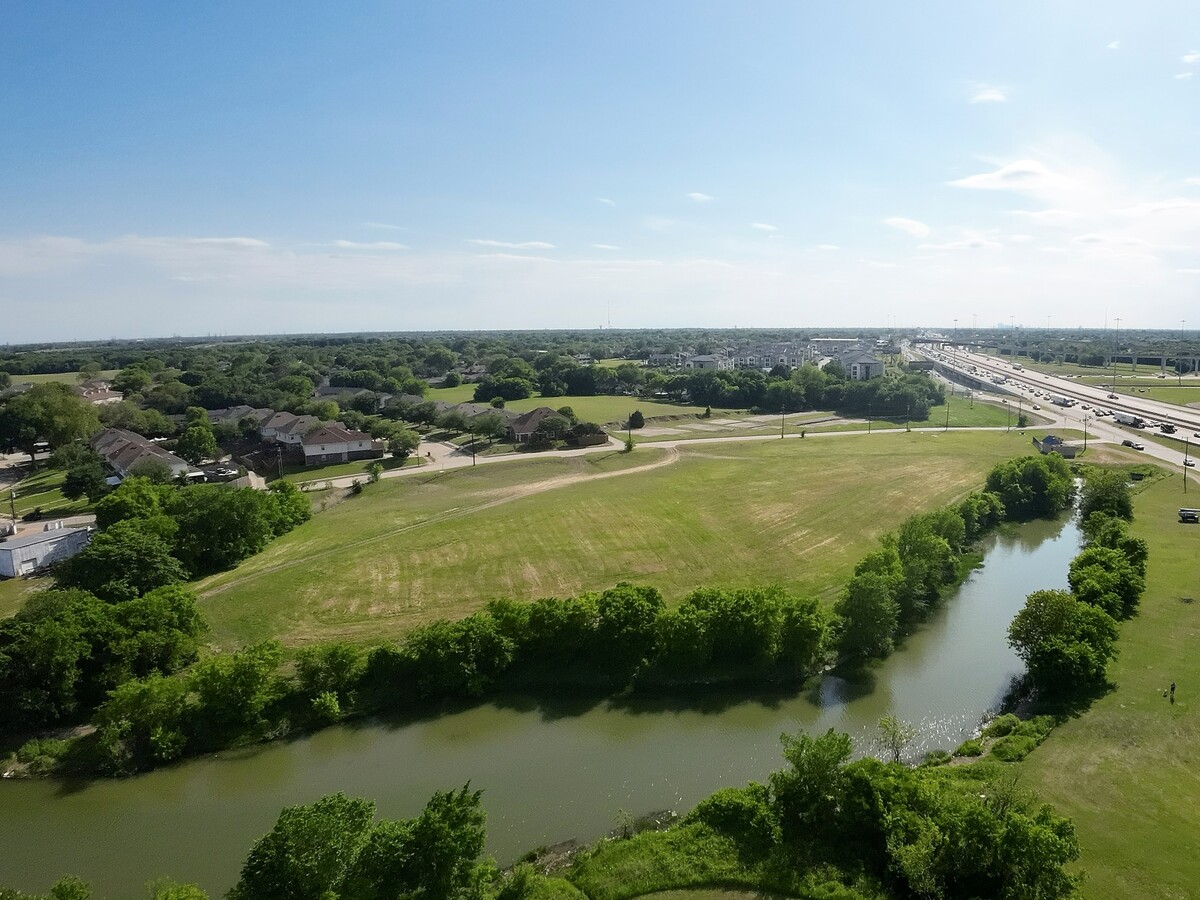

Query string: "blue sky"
[[2, 2, 1198, 342]]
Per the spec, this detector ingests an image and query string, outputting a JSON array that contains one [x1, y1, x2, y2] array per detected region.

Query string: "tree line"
[[835, 453, 1077, 662]]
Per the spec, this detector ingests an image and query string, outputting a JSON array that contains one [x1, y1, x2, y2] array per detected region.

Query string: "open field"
[[9, 370, 118, 385], [0, 574, 50, 618], [196, 430, 1039, 649], [1019, 474, 1200, 900], [6, 468, 92, 517], [1104, 386, 1200, 407], [282, 454, 419, 485]]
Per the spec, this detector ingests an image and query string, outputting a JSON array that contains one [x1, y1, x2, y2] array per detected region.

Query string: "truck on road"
[[1113, 411, 1145, 428]]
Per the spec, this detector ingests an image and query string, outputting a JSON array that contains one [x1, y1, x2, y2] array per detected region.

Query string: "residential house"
[[301, 424, 386, 466], [207, 406, 276, 429], [91, 428, 191, 478], [0, 524, 92, 578], [840, 350, 885, 381], [508, 407, 560, 442], [684, 354, 734, 371], [72, 380, 124, 405], [260, 412, 322, 445]]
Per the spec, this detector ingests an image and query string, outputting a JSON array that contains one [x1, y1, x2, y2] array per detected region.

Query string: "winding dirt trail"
[[199, 446, 680, 598]]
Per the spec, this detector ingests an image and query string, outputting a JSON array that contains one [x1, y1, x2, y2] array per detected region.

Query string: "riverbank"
[[1018, 472, 1200, 899]]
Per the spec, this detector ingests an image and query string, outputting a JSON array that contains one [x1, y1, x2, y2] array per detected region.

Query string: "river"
[[0, 514, 1080, 898]]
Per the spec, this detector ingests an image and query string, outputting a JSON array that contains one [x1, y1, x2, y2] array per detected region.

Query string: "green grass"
[[0, 574, 51, 618], [9, 370, 118, 385], [1018, 474, 1200, 899], [425, 383, 477, 404], [280, 454, 419, 485], [195, 430, 1037, 649], [7, 468, 92, 517]]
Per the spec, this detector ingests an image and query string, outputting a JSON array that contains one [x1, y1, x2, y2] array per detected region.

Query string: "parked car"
[[1186, 460, 1196, 468]]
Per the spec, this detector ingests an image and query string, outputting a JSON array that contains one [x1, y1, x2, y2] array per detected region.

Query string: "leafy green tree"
[[112, 367, 153, 394], [1081, 512, 1148, 577], [834, 571, 900, 660], [54, 519, 187, 601], [94, 477, 173, 529], [296, 643, 365, 706], [875, 715, 918, 763], [1078, 468, 1133, 521], [985, 455, 1075, 520], [628, 409, 645, 429], [191, 641, 284, 736], [386, 426, 420, 460], [1008, 589, 1119, 696], [147, 879, 209, 900], [0, 383, 100, 464], [594, 583, 664, 677], [1068, 545, 1144, 619], [175, 425, 218, 465], [170, 486, 276, 574], [343, 786, 487, 900], [229, 793, 376, 900], [769, 728, 853, 844], [95, 673, 191, 772], [61, 452, 110, 503]]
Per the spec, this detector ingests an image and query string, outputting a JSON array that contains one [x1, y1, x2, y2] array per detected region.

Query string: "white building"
[[0, 525, 91, 578]]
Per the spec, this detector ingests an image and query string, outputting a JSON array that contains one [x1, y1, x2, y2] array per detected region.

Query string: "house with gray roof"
[[0, 524, 92, 578]]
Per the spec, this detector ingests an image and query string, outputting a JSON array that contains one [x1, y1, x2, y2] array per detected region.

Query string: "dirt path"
[[199, 446, 681, 598]]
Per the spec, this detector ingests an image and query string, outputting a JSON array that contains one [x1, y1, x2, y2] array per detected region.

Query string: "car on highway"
[[1032, 404, 1041, 410], [1120, 440, 1145, 450], [1108, 393, 1119, 399], [1186, 460, 1196, 468]]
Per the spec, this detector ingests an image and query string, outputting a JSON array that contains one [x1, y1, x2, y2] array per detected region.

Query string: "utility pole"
[[7, 490, 14, 527], [1083, 415, 1089, 451], [780, 404, 785, 439], [944, 397, 950, 431]]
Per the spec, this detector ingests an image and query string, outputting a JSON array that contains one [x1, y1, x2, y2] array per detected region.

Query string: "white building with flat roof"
[[0, 525, 91, 578]]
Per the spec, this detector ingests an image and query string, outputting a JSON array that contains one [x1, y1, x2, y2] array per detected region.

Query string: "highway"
[[916, 344, 1200, 474]]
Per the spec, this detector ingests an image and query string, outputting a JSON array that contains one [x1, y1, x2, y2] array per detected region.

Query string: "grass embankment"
[[6, 469, 91, 517], [196, 430, 1036, 649], [280, 454, 420, 485], [1019, 474, 1200, 899]]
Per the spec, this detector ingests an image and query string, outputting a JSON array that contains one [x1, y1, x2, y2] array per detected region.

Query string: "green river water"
[[0, 514, 1079, 898]]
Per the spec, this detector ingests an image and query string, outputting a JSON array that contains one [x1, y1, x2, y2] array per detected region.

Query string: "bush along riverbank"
[[1, 726, 1084, 900], [1, 454, 1078, 777]]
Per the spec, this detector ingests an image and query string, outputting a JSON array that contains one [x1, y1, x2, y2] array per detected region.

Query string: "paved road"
[[305, 405, 1109, 492]]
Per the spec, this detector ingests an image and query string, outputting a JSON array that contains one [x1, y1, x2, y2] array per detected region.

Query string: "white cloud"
[[1107, 41, 1120, 50], [885, 217, 931, 238], [1183, 50, 1200, 64], [949, 160, 1077, 194], [592, 243, 620, 250], [331, 240, 410, 250], [1185, 177, 1200, 186], [686, 192, 714, 203], [750, 222, 778, 232], [1008, 234, 1034, 242], [466, 239, 556, 249], [969, 85, 1007, 104], [1176, 72, 1194, 80], [919, 235, 1003, 251], [362, 221, 405, 231], [597, 198, 616, 206], [1178, 268, 1200, 274], [188, 237, 270, 249], [474, 252, 556, 262], [815, 244, 840, 251], [1008, 208, 1081, 225]]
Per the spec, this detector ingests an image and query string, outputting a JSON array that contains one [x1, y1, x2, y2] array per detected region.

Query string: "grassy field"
[[196, 430, 1038, 649], [0, 574, 51, 618], [1019, 474, 1200, 899], [282, 454, 419, 485], [9, 370, 118, 385], [5, 468, 92, 517]]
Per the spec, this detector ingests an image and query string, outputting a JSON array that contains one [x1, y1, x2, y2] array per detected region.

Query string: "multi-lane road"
[[920, 344, 1200, 472]]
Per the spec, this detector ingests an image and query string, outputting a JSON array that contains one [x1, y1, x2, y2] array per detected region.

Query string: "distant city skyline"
[[2, 2, 1199, 342]]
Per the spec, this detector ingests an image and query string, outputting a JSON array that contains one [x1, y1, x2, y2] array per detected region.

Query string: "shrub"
[[982, 712, 1020, 738], [954, 738, 984, 757]]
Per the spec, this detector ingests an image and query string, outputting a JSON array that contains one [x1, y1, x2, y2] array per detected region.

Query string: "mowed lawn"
[[1019, 474, 1200, 900], [10, 370, 118, 385], [196, 430, 1035, 648]]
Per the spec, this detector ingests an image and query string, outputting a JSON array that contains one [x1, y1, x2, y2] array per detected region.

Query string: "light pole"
[[867, 401, 872, 433], [780, 404, 785, 439], [1004, 400, 1011, 432], [7, 490, 14, 526], [944, 396, 950, 431], [1083, 415, 1090, 451]]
